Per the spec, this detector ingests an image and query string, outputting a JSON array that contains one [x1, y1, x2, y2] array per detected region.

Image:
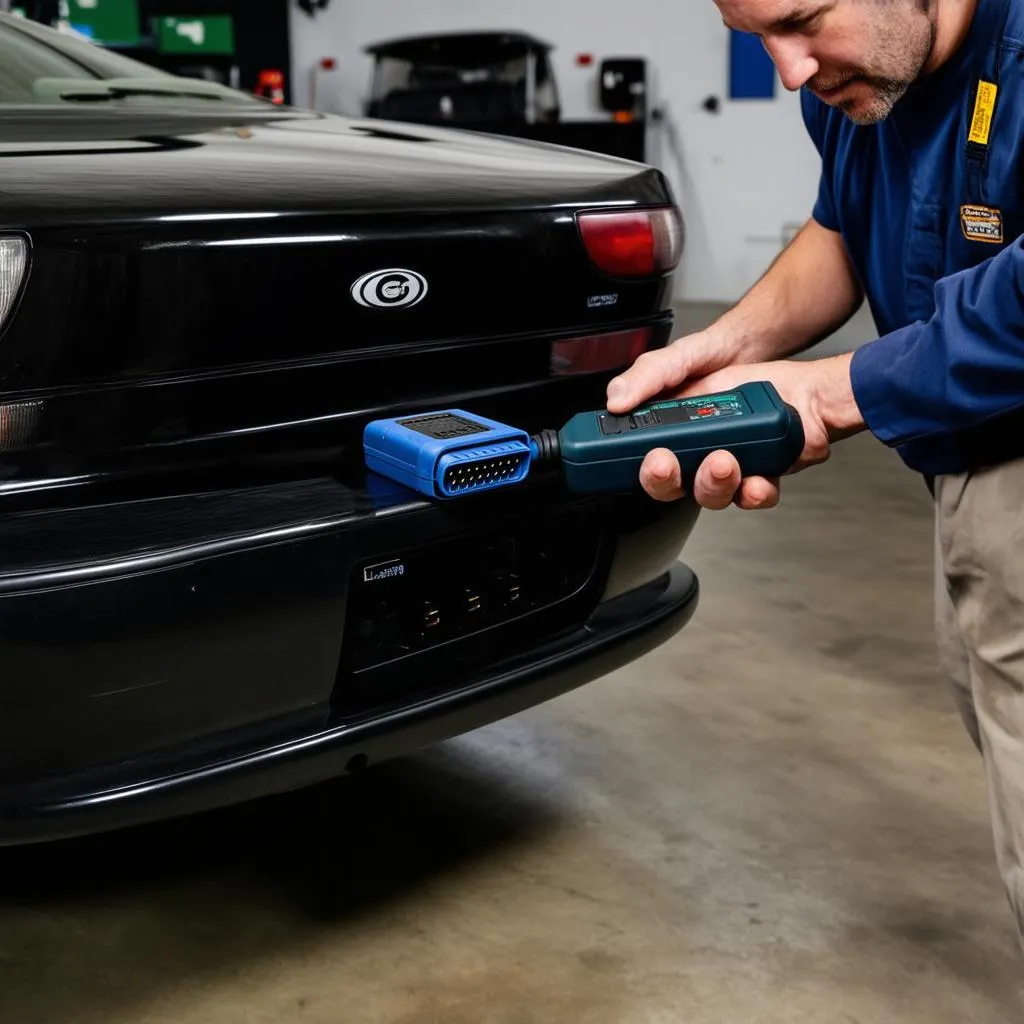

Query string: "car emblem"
[[351, 268, 428, 309]]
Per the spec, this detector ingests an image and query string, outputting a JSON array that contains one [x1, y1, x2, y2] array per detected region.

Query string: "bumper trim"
[[0, 563, 698, 846]]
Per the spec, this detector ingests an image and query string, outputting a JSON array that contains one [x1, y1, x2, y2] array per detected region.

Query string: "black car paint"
[[0, 26, 699, 842], [0, 109, 676, 488]]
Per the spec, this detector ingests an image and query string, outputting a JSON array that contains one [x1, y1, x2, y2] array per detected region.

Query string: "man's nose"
[[762, 36, 819, 91]]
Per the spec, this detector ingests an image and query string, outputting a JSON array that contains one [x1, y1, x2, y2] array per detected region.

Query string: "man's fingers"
[[637, 449, 781, 511], [606, 348, 686, 413], [692, 450, 741, 510], [638, 448, 685, 502], [734, 476, 781, 511]]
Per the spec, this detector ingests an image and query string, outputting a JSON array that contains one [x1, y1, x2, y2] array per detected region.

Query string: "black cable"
[[529, 429, 561, 468]]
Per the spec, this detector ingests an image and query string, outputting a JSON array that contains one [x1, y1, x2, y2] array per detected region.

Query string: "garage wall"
[[288, 1, 824, 305]]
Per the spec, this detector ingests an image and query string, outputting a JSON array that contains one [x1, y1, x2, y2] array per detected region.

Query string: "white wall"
[[288, 0, 823, 304]]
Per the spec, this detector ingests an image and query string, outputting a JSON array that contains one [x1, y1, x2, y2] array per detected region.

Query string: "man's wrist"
[[700, 314, 771, 366], [815, 352, 866, 438], [695, 317, 744, 361]]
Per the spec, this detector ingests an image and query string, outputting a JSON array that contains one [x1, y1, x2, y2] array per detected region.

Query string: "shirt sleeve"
[[800, 90, 841, 232], [849, 233, 1024, 475]]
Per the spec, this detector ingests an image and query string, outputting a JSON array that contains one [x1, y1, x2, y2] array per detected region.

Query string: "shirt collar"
[[913, 0, 1010, 95]]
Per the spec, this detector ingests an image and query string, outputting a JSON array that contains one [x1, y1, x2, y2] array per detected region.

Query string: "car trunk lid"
[[0, 111, 680, 499]]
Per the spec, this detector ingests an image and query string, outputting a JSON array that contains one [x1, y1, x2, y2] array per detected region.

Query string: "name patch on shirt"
[[968, 80, 998, 147], [961, 204, 1004, 243]]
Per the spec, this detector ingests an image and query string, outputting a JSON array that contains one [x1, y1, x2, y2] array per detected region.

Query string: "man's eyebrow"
[[726, 2, 826, 31], [781, 1, 836, 26]]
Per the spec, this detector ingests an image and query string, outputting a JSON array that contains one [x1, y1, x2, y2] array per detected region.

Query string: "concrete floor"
[[1, 306, 1022, 1023]]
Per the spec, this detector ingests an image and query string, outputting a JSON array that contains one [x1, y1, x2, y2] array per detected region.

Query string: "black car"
[[0, 14, 699, 844]]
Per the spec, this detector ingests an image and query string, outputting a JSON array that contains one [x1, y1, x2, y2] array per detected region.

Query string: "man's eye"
[[781, 11, 823, 33], [799, 10, 828, 32]]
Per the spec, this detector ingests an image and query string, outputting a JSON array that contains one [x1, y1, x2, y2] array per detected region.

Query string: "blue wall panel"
[[729, 30, 776, 100]]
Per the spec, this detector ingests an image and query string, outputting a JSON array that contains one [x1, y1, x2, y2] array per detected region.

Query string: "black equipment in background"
[[364, 32, 651, 163], [600, 57, 647, 120]]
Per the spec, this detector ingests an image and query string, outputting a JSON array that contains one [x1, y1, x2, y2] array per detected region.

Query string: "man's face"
[[715, 0, 936, 124]]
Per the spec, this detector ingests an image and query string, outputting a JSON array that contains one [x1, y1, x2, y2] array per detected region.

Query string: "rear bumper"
[[0, 474, 700, 844], [0, 563, 697, 845]]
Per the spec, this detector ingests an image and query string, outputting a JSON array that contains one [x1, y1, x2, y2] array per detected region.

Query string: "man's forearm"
[[848, 234, 1024, 475], [704, 217, 864, 364]]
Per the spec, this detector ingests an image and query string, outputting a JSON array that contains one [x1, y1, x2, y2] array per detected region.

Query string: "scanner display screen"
[[599, 393, 751, 436]]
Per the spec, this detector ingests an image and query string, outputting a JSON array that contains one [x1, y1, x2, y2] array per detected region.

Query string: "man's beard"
[[830, 76, 914, 124], [813, 15, 936, 126]]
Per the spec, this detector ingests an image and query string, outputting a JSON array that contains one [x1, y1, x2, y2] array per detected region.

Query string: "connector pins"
[[443, 452, 529, 493]]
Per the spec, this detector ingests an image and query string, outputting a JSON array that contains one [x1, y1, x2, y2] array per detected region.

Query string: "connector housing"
[[363, 409, 532, 500]]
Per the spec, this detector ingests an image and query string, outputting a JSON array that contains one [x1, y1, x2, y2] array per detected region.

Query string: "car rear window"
[[0, 15, 258, 106]]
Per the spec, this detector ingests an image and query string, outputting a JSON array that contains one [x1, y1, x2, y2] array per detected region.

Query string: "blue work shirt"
[[801, 0, 1024, 476]]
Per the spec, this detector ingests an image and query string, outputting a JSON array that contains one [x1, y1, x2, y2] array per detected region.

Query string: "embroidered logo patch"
[[961, 204, 1004, 243]]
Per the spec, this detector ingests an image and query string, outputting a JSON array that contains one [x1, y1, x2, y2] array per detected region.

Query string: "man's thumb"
[[606, 376, 629, 407]]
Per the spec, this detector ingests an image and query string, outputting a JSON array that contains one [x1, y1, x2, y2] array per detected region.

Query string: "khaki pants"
[[934, 458, 1024, 952]]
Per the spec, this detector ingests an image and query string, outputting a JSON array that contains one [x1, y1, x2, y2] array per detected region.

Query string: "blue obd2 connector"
[[363, 409, 533, 500]]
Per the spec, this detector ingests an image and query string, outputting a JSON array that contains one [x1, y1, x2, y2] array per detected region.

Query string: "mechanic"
[[607, 0, 1024, 951]]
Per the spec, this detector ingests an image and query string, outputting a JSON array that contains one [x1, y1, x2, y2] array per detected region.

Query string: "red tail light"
[[576, 207, 683, 278], [551, 326, 654, 376]]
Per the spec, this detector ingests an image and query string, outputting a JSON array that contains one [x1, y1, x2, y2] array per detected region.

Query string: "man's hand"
[[607, 352, 865, 508], [606, 328, 750, 415]]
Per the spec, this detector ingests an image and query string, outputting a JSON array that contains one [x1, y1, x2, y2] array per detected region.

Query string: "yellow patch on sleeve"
[[968, 81, 998, 146]]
